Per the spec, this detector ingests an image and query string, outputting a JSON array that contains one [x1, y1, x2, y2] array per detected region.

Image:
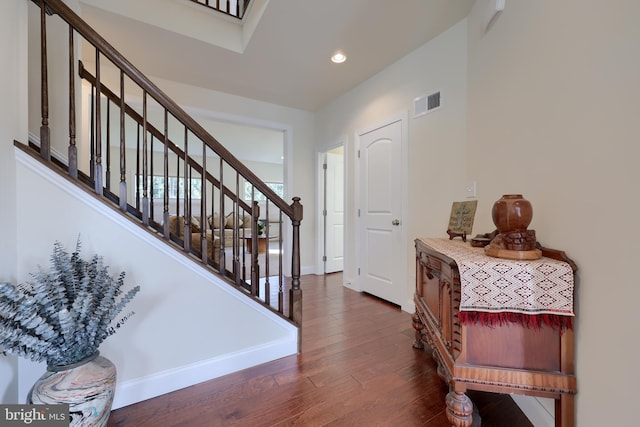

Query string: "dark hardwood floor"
[[108, 273, 533, 426]]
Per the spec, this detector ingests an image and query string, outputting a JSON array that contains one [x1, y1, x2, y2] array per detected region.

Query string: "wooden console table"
[[412, 238, 577, 427]]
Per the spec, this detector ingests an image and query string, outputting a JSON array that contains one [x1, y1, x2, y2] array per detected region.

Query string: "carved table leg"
[[446, 391, 474, 427], [411, 312, 425, 349], [555, 393, 575, 427], [435, 355, 447, 382]]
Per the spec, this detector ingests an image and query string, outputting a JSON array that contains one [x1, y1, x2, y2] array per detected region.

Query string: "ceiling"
[[78, 0, 474, 112]]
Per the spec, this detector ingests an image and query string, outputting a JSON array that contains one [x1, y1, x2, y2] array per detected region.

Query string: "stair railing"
[[189, 0, 252, 19], [28, 0, 302, 327]]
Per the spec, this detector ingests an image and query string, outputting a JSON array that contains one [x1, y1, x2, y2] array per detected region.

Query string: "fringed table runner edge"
[[420, 238, 575, 331]]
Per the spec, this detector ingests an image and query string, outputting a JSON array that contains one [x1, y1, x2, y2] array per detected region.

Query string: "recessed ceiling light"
[[331, 52, 347, 64]]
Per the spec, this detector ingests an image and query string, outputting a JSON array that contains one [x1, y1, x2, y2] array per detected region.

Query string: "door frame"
[[354, 111, 409, 303], [315, 137, 346, 275]]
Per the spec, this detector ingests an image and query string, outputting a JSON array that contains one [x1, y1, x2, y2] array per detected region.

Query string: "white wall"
[[13, 151, 297, 408], [79, 0, 248, 53], [466, 1, 640, 425], [0, 0, 28, 405], [316, 20, 469, 310]]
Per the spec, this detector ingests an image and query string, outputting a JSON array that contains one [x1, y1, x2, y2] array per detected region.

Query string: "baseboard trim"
[[511, 395, 554, 427], [300, 265, 315, 276], [111, 336, 296, 410], [402, 299, 415, 314]]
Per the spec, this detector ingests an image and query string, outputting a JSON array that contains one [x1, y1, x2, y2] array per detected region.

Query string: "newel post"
[[290, 197, 303, 327]]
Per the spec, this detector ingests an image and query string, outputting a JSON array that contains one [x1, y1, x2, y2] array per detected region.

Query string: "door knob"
[[392, 219, 400, 226]]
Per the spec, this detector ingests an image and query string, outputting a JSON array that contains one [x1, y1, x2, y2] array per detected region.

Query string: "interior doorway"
[[318, 144, 344, 274]]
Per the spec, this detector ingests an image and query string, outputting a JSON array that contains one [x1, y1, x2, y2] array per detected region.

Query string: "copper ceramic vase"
[[491, 194, 533, 234], [486, 194, 539, 256]]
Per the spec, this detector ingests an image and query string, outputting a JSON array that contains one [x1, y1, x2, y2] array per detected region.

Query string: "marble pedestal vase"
[[27, 352, 116, 427]]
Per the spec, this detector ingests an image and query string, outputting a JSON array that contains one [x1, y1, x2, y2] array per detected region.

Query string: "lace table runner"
[[420, 238, 574, 317]]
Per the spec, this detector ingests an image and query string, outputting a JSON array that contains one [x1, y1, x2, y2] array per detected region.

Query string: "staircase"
[[26, 0, 302, 333]]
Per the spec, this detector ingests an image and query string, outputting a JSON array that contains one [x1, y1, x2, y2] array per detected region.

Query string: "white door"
[[325, 149, 344, 273], [358, 119, 404, 305]]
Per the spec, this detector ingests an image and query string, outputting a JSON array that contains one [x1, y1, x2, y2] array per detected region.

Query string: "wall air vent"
[[428, 91, 441, 110], [413, 90, 441, 117]]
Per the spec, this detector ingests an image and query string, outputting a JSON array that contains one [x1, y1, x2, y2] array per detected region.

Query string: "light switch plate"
[[466, 180, 477, 198]]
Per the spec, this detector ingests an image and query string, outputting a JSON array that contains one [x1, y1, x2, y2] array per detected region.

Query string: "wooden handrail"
[[77, 61, 252, 214], [40, 0, 292, 218]]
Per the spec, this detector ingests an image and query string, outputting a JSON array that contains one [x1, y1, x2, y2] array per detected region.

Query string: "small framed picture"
[[447, 200, 478, 240]]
